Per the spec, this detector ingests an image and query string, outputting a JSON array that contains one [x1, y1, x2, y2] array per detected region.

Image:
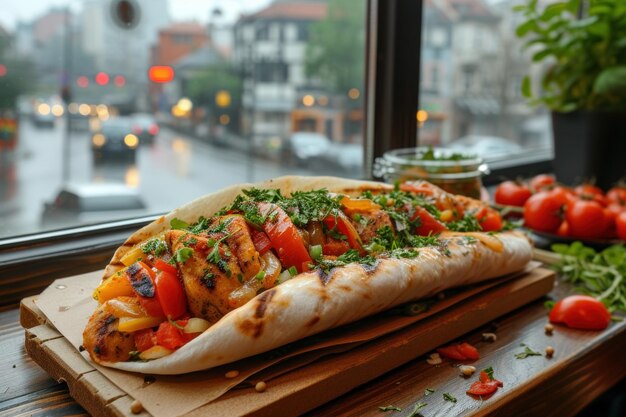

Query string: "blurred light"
[[172, 138, 188, 153], [68, 102, 79, 114], [90, 104, 98, 116], [96, 104, 109, 120], [171, 106, 186, 118], [219, 114, 230, 125], [148, 124, 159, 135], [148, 66, 174, 83], [37, 103, 51, 116], [95, 72, 109, 86], [124, 133, 139, 148], [416, 110, 429, 123], [0, 64, 6, 77], [92, 133, 106, 147], [125, 166, 140, 188], [89, 118, 101, 132], [302, 95, 315, 107], [78, 104, 91, 116], [51, 104, 64, 117], [268, 136, 282, 150], [177, 98, 193, 112], [215, 90, 231, 108], [76, 76, 89, 88], [348, 88, 360, 100], [318, 96, 328, 106], [114, 75, 126, 87]]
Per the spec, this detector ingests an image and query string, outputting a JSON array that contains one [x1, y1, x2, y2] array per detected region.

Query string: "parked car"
[[41, 183, 147, 229], [131, 113, 160, 145], [283, 132, 332, 165], [91, 117, 139, 163]]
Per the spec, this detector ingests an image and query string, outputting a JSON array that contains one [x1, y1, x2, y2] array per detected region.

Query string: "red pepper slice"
[[437, 342, 480, 361], [456, 342, 480, 361], [134, 328, 157, 352], [257, 202, 312, 273], [154, 258, 178, 276], [155, 270, 188, 320], [250, 228, 272, 256], [127, 262, 164, 317], [323, 213, 365, 255], [437, 345, 468, 361], [467, 380, 500, 396], [411, 206, 447, 236]]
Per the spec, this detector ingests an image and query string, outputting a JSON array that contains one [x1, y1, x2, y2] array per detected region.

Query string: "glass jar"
[[373, 147, 489, 199]]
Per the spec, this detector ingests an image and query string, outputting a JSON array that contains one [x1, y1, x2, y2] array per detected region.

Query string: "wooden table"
[[1, 272, 626, 417]]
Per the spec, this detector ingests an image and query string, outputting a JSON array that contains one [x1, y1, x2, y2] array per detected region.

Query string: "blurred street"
[[0, 118, 342, 237]]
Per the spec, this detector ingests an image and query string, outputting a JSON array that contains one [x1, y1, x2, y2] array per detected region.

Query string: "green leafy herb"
[[314, 249, 376, 273], [128, 351, 141, 361], [202, 272, 215, 289], [378, 405, 402, 412], [170, 218, 189, 230], [288, 266, 298, 276], [424, 388, 435, 396], [446, 214, 483, 232], [174, 247, 194, 263], [237, 273, 244, 284], [188, 216, 211, 234], [483, 366, 494, 380], [552, 242, 626, 313], [142, 238, 167, 257], [207, 235, 231, 265], [544, 300, 556, 310], [390, 248, 419, 259], [407, 402, 427, 417], [414, 146, 474, 161], [515, 344, 542, 359], [443, 393, 457, 403], [256, 270, 266, 281]]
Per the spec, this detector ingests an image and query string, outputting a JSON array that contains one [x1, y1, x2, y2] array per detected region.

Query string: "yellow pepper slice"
[[93, 269, 134, 303], [120, 246, 145, 267], [118, 316, 164, 333]]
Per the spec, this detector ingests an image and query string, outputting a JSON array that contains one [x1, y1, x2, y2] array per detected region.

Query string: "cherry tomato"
[[575, 184, 604, 198], [437, 342, 479, 361], [494, 181, 532, 207], [616, 211, 626, 241], [154, 258, 178, 276], [556, 220, 569, 237], [529, 174, 556, 193], [475, 207, 503, 232], [127, 262, 164, 317], [156, 320, 189, 350], [155, 270, 188, 320], [523, 190, 566, 233], [456, 342, 480, 360], [565, 200, 610, 239], [550, 186, 577, 205], [134, 328, 157, 352], [258, 203, 312, 273], [411, 206, 448, 236], [322, 238, 350, 256], [250, 228, 272, 255], [549, 295, 611, 330], [607, 187, 626, 206]]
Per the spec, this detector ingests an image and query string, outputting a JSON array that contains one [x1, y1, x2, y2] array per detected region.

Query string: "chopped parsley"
[[378, 405, 402, 412], [390, 248, 419, 259], [174, 247, 194, 263], [443, 393, 457, 403], [142, 238, 167, 257], [207, 235, 231, 265], [188, 216, 211, 233], [515, 344, 542, 359], [202, 272, 215, 289], [407, 402, 427, 417], [424, 388, 435, 396], [483, 366, 495, 380], [446, 214, 483, 232], [128, 351, 142, 361], [170, 217, 189, 230], [314, 249, 377, 273]]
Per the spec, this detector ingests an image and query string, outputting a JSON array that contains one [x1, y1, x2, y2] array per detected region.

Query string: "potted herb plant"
[[515, 0, 626, 188]]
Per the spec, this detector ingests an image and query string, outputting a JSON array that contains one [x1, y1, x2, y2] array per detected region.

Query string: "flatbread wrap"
[[83, 176, 532, 375]]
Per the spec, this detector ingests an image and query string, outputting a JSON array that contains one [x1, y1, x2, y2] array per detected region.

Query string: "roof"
[[160, 22, 206, 35], [242, 1, 327, 22]]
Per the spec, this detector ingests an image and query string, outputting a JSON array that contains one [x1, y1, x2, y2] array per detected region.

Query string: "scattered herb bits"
[[424, 388, 435, 396], [378, 405, 402, 412], [443, 393, 457, 403], [407, 402, 427, 417], [515, 344, 542, 359]]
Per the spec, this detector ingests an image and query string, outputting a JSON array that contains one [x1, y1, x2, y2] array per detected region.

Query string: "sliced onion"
[[139, 345, 173, 360], [103, 298, 145, 318], [183, 317, 211, 334], [277, 269, 292, 285], [261, 251, 281, 288]]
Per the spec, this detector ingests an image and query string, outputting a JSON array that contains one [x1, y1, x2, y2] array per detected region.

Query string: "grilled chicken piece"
[[167, 215, 261, 323], [351, 209, 395, 244], [83, 301, 135, 363]]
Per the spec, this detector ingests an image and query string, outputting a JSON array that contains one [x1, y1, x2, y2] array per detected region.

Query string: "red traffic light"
[[95, 72, 110, 86], [114, 75, 126, 87], [148, 66, 174, 83]]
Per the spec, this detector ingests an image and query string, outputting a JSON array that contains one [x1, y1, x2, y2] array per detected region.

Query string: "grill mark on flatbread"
[[255, 289, 276, 319], [238, 318, 264, 338], [307, 315, 321, 327]]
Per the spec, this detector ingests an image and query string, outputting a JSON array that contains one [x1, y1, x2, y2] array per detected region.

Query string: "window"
[[418, 0, 553, 165], [0, 0, 367, 239]]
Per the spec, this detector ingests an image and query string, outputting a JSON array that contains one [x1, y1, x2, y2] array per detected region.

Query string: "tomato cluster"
[[495, 175, 626, 240]]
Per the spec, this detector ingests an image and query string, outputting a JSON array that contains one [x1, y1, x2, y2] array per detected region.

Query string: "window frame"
[[0, 0, 553, 306]]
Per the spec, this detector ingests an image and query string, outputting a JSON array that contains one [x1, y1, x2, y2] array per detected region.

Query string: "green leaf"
[[516, 20, 537, 37], [587, 22, 610, 38], [170, 218, 189, 230], [521, 75, 532, 98], [540, 2, 567, 21], [593, 67, 626, 95], [532, 49, 554, 62]]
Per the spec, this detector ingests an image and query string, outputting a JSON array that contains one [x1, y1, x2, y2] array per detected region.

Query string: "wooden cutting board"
[[21, 267, 554, 417]]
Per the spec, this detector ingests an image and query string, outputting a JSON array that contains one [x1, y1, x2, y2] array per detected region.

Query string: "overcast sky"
[[0, 0, 271, 31]]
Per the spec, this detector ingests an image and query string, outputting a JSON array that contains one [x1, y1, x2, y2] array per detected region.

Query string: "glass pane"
[[0, 0, 366, 238], [418, 0, 553, 165]]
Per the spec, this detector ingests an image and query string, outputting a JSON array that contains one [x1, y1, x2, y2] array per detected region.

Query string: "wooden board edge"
[[20, 296, 46, 329]]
